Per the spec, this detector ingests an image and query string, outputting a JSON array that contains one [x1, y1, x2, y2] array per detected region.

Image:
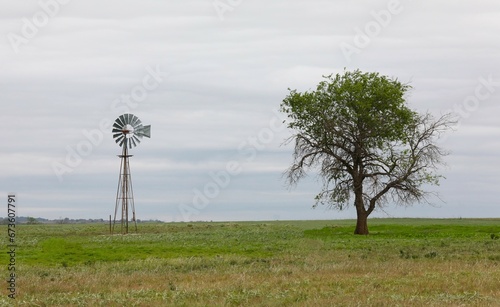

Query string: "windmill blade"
[[132, 121, 143, 132], [134, 116, 142, 127], [130, 137, 137, 148], [119, 114, 128, 126], [115, 135, 125, 144], [112, 128, 122, 133], [118, 137, 126, 147], [130, 115, 141, 128], [126, 114, 133, 125], [113, 122, 123, 130], [135, 125, 151, 138], [132, 135, 141, 145], [113, 132, 123, 139], [115, 116, 125, 127]]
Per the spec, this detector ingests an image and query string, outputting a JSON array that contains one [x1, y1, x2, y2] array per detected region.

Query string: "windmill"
[[112, 113, 151, 234]]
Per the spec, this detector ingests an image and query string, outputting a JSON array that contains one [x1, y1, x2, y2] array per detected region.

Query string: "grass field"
[[1, 219, 499, 306]]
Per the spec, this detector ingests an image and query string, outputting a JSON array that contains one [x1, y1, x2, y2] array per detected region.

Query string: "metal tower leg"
[[112, 142, 136, 234]]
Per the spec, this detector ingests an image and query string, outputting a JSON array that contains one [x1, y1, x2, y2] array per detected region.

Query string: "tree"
[[27, 217, 38, 225], [280, 69, 455, 234]]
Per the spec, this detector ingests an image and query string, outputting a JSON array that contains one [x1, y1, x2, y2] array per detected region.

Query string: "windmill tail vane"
[[111, 113, 151, 234]]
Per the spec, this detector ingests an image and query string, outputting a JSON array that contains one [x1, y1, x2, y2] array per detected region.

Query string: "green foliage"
[[281, 69, 415, 149]]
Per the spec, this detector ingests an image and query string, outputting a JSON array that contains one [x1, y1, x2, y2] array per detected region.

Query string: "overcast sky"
[[1, 0, 499, 222]]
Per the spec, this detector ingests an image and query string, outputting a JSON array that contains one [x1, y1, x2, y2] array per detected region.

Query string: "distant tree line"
[[0, 217, 164, 225], [0, 217, 105, 225]]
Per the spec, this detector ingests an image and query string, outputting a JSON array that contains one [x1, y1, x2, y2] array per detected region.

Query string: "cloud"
[[1, 0, 499, 220]]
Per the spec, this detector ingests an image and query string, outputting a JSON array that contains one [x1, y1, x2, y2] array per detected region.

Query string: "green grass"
[[12, 222, 297, 266], [1, 219, 499, 306]]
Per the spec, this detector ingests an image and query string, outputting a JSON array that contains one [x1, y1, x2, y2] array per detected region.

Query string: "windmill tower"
[[112, 114, 151, 234]]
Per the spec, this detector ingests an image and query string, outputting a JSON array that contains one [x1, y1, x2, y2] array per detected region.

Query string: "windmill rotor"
[[112, 114, 151, 149]]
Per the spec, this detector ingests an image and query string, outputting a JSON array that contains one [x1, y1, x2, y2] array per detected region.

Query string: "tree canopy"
[[281, 69, 455, 234]]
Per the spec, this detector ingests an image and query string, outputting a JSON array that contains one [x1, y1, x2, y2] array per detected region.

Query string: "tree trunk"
[[354, 210, 369, 235], [353, 176, 369, 235]]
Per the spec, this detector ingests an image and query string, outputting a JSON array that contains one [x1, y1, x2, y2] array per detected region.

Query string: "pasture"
[[1, 219, 499, 306]]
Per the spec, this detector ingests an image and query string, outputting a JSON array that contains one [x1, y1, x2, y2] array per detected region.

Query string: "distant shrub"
[[424, 251, 438, 259], [399, 250, 418, 259]]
